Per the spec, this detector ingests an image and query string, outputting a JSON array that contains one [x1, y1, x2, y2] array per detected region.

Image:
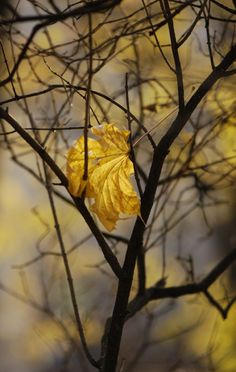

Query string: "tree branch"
[[0, 0, 122, 25], [0, 107, 123, 279], [127, 247, 236, 319], [0, 0, 122, 87], [161, 0, 185, 110], [100, 42, 236, 371], [43, 163, 98, 367]]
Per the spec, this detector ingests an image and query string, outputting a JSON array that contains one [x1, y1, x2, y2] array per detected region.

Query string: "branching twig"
[[100, 42, 236, 371], [127, 247, 236, 319], [0, 107, 123, 279]]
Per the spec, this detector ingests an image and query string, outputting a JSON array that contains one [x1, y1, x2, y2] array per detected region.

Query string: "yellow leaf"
[[66, 124, 140, 231]]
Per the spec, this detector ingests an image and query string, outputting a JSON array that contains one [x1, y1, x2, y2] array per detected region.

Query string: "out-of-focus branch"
[[0, 0, 122, 25], [0, 0, 122, 87], [127, 248, 236, 319]]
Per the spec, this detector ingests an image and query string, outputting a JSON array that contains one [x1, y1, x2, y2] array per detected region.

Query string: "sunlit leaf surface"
[[66, 124, 140, 231]]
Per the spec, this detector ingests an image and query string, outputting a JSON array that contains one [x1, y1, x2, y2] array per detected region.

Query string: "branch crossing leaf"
[[66, 124, 140, 231]]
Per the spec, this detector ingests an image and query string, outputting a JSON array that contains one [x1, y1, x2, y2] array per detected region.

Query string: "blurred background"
[[0, 1, 236, 371]]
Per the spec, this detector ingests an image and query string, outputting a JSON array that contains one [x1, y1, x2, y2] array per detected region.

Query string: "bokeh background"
[[0, 1, 236, 371]]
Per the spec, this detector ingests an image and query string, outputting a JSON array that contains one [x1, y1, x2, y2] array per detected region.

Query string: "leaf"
[[66, 124, 140, 231]]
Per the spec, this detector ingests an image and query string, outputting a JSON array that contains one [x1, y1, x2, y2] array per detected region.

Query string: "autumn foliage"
[[0, 1, 236, 372], [67, 124, 140, 231]]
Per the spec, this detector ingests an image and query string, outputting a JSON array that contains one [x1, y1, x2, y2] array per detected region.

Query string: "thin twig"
[[128, 247, 236, 319], [42, 163, 98, 367], [125, 73, 145, 296], [161, 0, 185, 111], [83, 13, 93, 182]]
